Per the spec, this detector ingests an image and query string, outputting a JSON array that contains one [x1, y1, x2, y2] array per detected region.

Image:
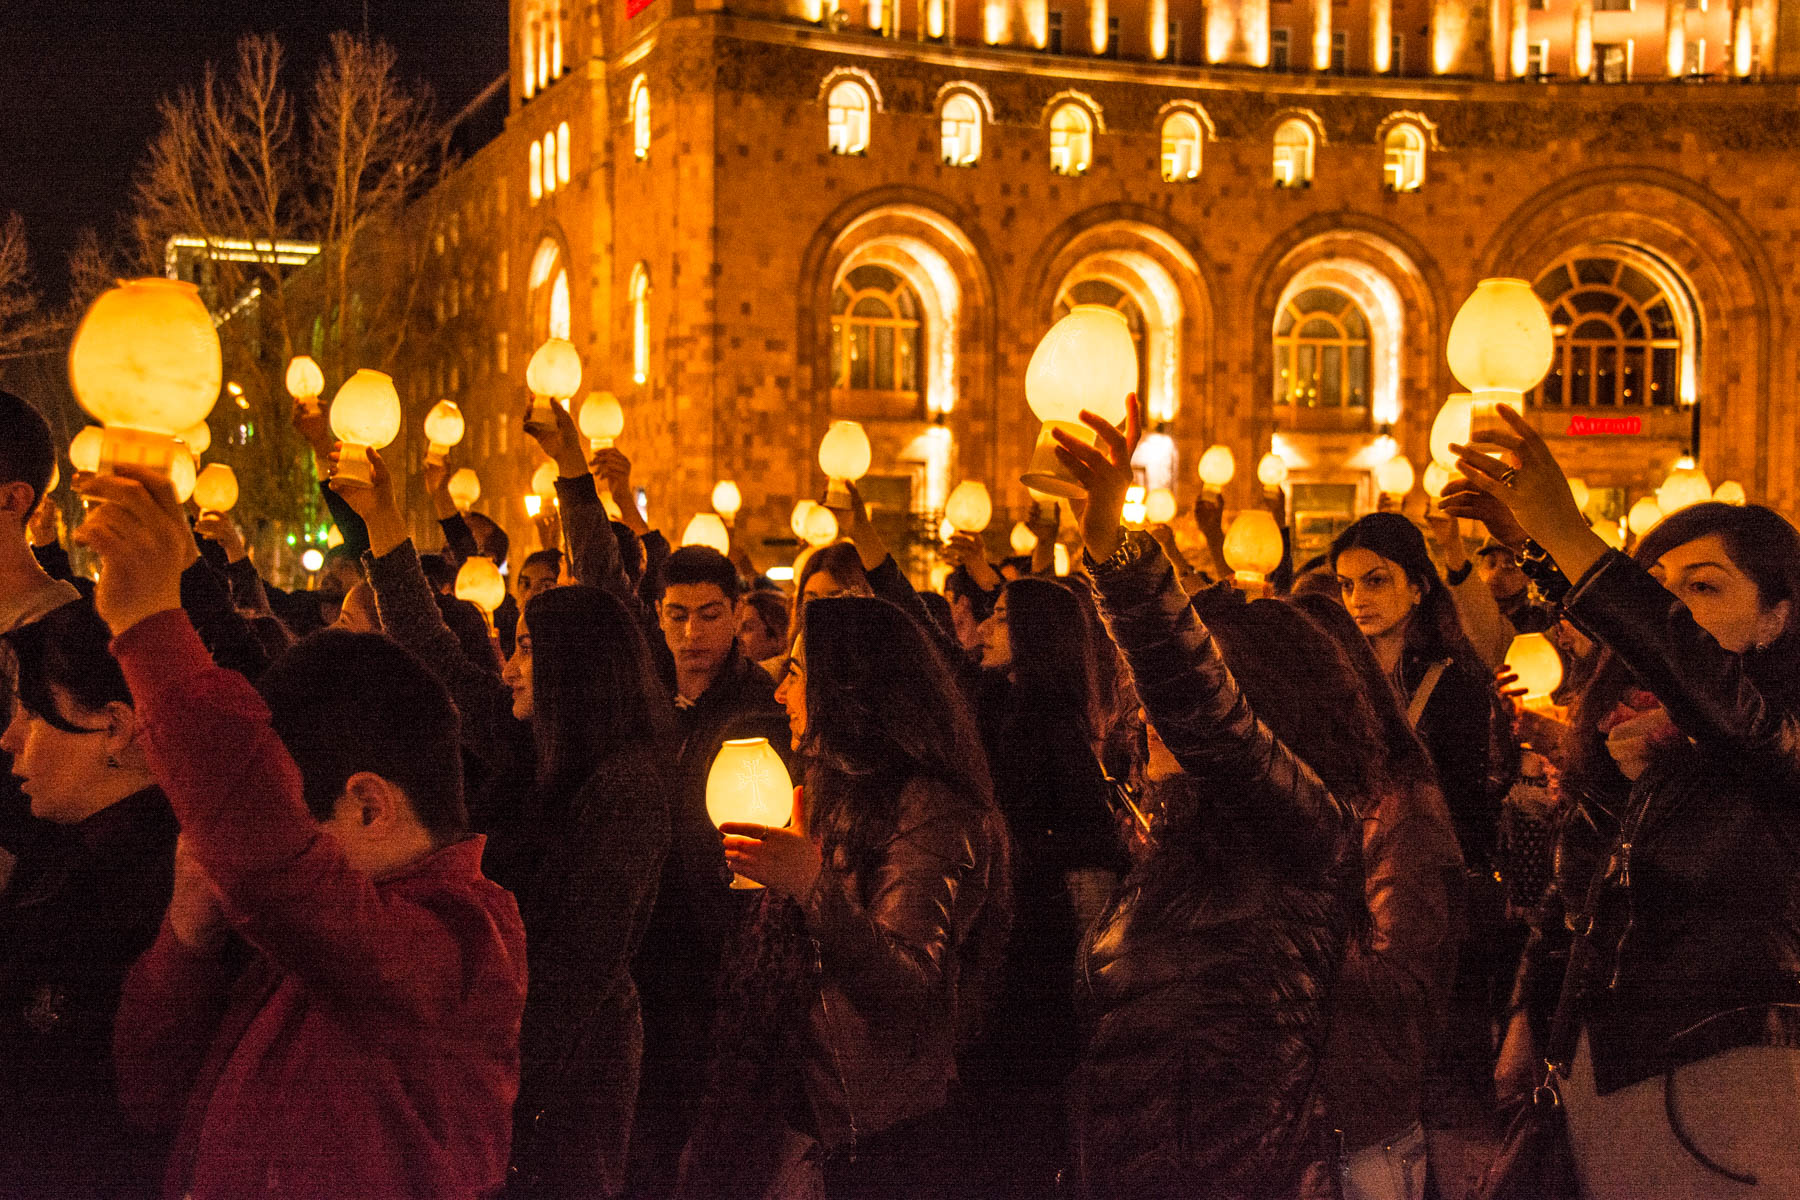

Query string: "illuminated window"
[[1274, 287, 1370, 413], [630, 77, 651, 160], [529, 240, 572, 342], [523, 18, 537, 98], [1160, 111, 1203, 181], [1049, 103, 1093, 176], [827, 81, 872, 155], [630, 264, 651, 385], [551, 6, 564, 76], [1382, 123, 1425, 191], [1273, 119, 1315, 187], [557, 121, 570, 184], [528, 140, 543, 202], [941, 93, 982, 166], [542, 132, 557, 194], [831, 265, 923, 412], [1529, 255, 1686, 408]]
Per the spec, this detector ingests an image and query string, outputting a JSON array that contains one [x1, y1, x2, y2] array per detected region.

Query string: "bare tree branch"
[[0, 213, 53, 357]]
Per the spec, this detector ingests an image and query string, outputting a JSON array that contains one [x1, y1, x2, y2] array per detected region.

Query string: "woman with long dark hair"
[[501, 585, 674, 1198], [1448, 410, 1800, 1197], [681, 595, 1010, 1200]]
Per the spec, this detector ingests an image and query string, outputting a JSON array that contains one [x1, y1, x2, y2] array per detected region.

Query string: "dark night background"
[[1, 0, 509, 306]]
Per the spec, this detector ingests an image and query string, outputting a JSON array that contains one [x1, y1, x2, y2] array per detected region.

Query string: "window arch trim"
[[1526, 246, 1700, 409], [629, 262, 652, 387], [629, 75, 651, 161]]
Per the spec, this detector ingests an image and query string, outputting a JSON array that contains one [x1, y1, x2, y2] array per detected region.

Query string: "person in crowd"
[[1050, 400, 1366, 1199], [0, 600, 176, 1199], [1291, 590, 1467, 1200], [738, 588, 790, 665], [964, 575, 1125, 1197], [515, 548, 564, 609], [1476, 538, 1556, 635], [795, 540, 873, 610], [1447, 408, 1800, 1198], [1426, 511, 1514, 667], [83, 465, 526, 1200], [0, 392, 79, 636], [681, 594, 1011, 1200], [943, 531, 1000, 656]]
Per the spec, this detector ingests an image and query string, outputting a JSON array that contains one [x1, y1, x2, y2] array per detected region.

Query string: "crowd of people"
[[1, 381, 1798, 1200]]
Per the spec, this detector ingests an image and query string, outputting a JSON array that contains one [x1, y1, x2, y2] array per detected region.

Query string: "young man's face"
[[660, 583, 739, 684], [516, 560, 560, 606]]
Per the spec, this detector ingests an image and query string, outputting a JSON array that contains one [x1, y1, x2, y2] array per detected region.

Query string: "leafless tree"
[[0, 213, 52, 358]]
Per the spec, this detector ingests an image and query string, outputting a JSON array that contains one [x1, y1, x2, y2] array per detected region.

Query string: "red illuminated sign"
[[626, 0, 655, 15], [1565, 415, 1643, 436]]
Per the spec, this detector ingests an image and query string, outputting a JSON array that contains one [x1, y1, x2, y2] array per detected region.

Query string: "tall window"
[[941, 93, 982, 165], [1047, 9, 1064, 52], [1595, 42, 1629, 81], [529, 240, 571, 342], [827, 81, 872, 155], [830, 265, 923, 416], [1049, 103, 1093, 176], [1529, 256, 1684, 408], [556, 121, 571, 185], [1383, 123, 1425, 191], [1331, 30, 1349, 72], [1273, 119, 1315, 187], [1271, 28, 1291, 70], [528, 140, 543, 202], [1274, 287, 1370, 414], [630, 77, 651, 160], [630, 265, 651, 386], [1160, 112, 1203, 181]]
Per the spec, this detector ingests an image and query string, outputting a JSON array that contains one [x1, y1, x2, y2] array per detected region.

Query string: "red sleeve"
[[114, 920, 237, 1134]]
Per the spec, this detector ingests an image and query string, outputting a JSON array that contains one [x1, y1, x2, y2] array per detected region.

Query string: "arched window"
[[1273, 119, 1315, 187], [541, 131, 557, 195], [528, 139, 543, 202], [556, 121, 571, 185], [1274, 287, 1370, 413], [830, 265, 923, 414], [630, 77, 651, 161], [1529, 255, 1687, 408], [1049, 104, 1093, 176], [630, 264, 651, 386], [940, 93, 982, 166], [1160, 112, 1204, 182], [529, 239, 571, 342], [522, 17, 538, 98], [551, 6, 563, 77], [827, 81, 872, 155], [1056, 279, 1148, 392], [1383, 124, 1425, 192]]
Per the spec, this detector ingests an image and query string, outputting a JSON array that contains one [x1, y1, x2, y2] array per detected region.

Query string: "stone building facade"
[[401, 0, 1800, 567]]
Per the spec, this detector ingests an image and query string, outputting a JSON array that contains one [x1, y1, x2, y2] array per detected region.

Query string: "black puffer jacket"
[[1515, 550, 1800, 1095], [1072, 534, 1362, 1200]]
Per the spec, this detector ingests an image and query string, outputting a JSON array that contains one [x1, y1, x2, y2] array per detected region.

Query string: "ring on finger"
[[1499, 468, 1520, 486]]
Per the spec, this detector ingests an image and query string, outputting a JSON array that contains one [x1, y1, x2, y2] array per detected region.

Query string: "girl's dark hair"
[[4, 601, 130, 733], [1567, 502, 1800, 801], [943, 565, 995, 622], [798, 596, 994, 874], [742, 590, 791, 644], [523, 585, 676, 795], [1329, 512, 1487, 687], [1000, 576, 1098, 745], [790, 541, 872, 643]]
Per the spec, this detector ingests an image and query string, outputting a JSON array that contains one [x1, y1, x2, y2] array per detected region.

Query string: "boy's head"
[[516, 548, 562, 606], [259, 630, 468, 876], [658, 546, 741, 683], [0, 390, 55, 534]]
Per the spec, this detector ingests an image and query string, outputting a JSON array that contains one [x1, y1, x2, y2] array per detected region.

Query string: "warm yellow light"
[[456, 556, 507, 615], [1714, 480, 1747, 505], [1429, 395, 1475, 470], [1376, 457, 1416, 498], [818, 421, 871, 507], [423, 400, 465, 464], [1198, 444, 1236, 489], [326, 525, 344, 549], [791, 499, 820, 540], [803, 504, 839, 546], [1446, 279, 1555, 394], [302, 548, 325, 572], [1223, 510, 1284, 582], [1657, 462, 1712, 514], [1256, 451, 1289, 489], [328, 369, 402, 487], [945, 481, 993, 533], [706, 737, 795, 889], [1505, 632, 1564, 702], [1628, 496, 1664, 536], [179, 420, 211, 457], [1121, 485, 1147, 528], [167, 452, 197, 505], [47, 462, 59, 494], [579, 392, 624, 450], [286, 355, 325, 409], [1053, 542, 1071, 576], [525, 494, 543, 518], [531, 461, 559, 498], [1423, 462, 1452, 499], [1469, 391, 1527, 446], [712, 480, 743, 520], [682, 513, 732, 556], [447, 468, 481, 512], [193, 463, 238, 513], [938, 517, 956, 543], [1595, 521, 1626, 549], [1145, 487, 1178, 526], [527, 337, 582, 406], [1010, 521, 1039, 555], [1022, 306, 1139, 498]]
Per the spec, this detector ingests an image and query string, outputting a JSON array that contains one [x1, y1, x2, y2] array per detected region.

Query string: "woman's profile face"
[[502, 617, 534, 721], [0, 685, 128, 824], [802, 569, 865, 605], [1335, 547, 1422, 642], [1651, 532, 1791, 655], [774, 640, 808, 750], [976, 594, 1012, 671]]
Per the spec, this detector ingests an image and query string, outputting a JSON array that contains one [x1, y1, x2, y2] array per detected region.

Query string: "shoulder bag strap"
[[1405, 659, 1451, 730]]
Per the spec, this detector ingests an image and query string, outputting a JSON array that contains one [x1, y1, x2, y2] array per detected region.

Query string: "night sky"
[[1, 0, 508, 305]]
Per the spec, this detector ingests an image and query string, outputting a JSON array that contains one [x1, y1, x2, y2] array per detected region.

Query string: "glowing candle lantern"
[[301, 548, 325, 572], [526, 337, 582, 423], [447, 468, 481, 513], [327, 369, 401, 487], [1628, 496, 1663, 537], [1197, 445, 1236, 490], [706, 737, 795, 889], [1053, 543, 1071, 576], [1567, 476, 1591, 515], [1145, 487, 1178, 526], [1505, 632, 1565, 704], [1656, 459, 1712, 515], [1223, 510, 1284, 584], [180, 420, 211, 458], [68, 278, 222, 480], [423, 400, 465, 466], [455, 556, 507, 615], [192, 463, 238, 514], [817, 420, 871, 507], [166, 452, 197, 505], [945, 481, 993, 533], [1010, 521, 1039, 555], [791, 499, 821, 539], [531, 461, 559, 499], [682, 513, 732, 555], [70, 426, 104, 475], [1714, 480, 1747, 506], [524, 494, 543, 519], [327, 525, 345, 549], [1446, 279, 1555, 395], [1122, 485, 1147, 527], [1428, 394, 1475, 470], [1257, 451, 1289, 489], [1468, 391, 1526, 445], [803, 503, 839, 546], [286, 355, 326, 417], [1376, 456, 1416, 498], [579, 392, 624, 451], [712, 480, 743, 524], [1021, 306, 1139, 498]]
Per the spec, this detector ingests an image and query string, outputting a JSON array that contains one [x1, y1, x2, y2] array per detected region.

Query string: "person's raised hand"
[[1025, 499, 1060, 545], [524, 389, 588, 478], [74, 464, 198, 637], [1450, 406, 1600, 576], [292, 401, 335, 469], [169, 834, 228, 954], [590, 447, 649, 533], [1051, 392, 1141, 561], [720, 786, 821, 899], [947, 530, 1001, 591], [837, 480, 888, 573], [1605, 705, 1679, 782], [1438, 478, 1531, 552], [328, 445, 406, 556], [1192, 489, 1226, 542], [194, 511, 248, 563]]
